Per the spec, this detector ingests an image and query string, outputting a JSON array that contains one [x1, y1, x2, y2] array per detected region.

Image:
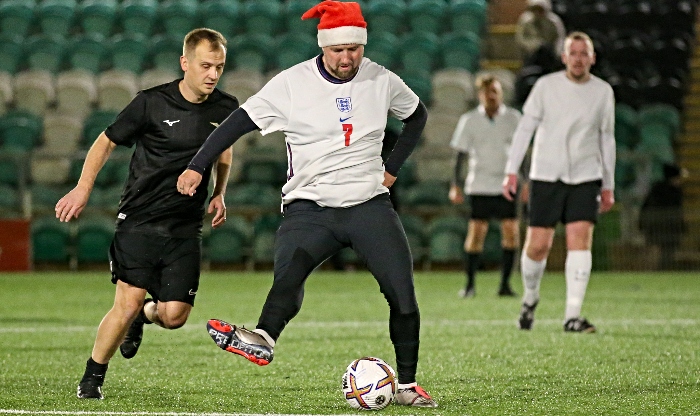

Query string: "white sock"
[[521, 254, 547, 306], [565, 250, 592, 321], [253, 328, 275, 347], [398, 382, 417, 390]]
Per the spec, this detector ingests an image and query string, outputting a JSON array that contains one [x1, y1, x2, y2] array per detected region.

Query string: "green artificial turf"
[[0, 270, 698, 415]]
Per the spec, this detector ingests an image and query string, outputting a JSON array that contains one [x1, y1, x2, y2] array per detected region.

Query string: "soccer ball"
[[342, 357, 396, 410]]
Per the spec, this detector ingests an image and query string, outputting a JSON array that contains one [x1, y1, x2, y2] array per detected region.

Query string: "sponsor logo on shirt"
[[339, 116, 353, 122], [336, 97, 352, 113], [163, 120, 180, 126], [117, 213, 126, 219]]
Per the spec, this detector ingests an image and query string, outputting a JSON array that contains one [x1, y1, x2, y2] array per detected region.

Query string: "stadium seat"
[[97, 70, 139, 112], [251, 213, 282, 265], [159, 0, 199, 40], [0, 154, 22, 187], [241, 159, 286, 186], [428, 215, 467, 263], [638, 104, 681, 143], [365, 0, 406, 35], [614, 103, 639, 148], [13, 70, 55, 117], [40, 112, 83, 155], [243, 0, 282, 36], [140, 68, 178, 90], [397, 68, 433, 105], [149, 34, 184, 75], [441, 32, 480, 73], [31, 215, 72, 262], [407, 0, 446, 34], [119, 0, 158, 38], [76, 214, 114, 263], [399, 213, 426, 261], [0, 183, 21, 213], [657, 0, 695, 34], [274, 32, 318, 71], [221, 69, 265, 104], [30, 183, 71, 212], [448, 0, 487, 37], [82, 110, 117, 148], [399, 32, 440, 71], [0, 34, 24, 74], [284, 0, 318, 36], [67, 35, 110, 74], [110, 34, 149, 75], [403, 180, 450, 207], [206, 215, 251, 264], [25, 34, 67, 73], [230, 33, 275, 73], [30, 153, 72, 185], [364, 32, 400, 69], [0, 110, 43, 152], [422, 111, 460, 147], [0, 72, 12, 115], [200, 0, 241, 39], [431, 68, 475, 115], [225, 183, 280, 209], [0, 0, 36, 38], [642, 76, 685, 111], [78, 0, 117, 38], [56, 69, 97, 118], [36, 0, 77, 38]]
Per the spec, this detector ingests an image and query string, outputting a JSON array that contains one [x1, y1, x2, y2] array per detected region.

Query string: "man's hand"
[[208, 194, 227, 228], [177, 169, 202, 196], [448, 184, 464, 205], [55, 185, 90, 222], [382, 171, 397, 188], [599, 189, 615, 213], [502, 174, 518, 201]]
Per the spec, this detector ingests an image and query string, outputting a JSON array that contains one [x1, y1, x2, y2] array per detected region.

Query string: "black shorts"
[[108, 231, 201, 305], [529, 180, 601, 227], [468, 195, 517, 220]]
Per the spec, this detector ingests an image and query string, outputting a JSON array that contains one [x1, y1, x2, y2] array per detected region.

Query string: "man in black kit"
[[55, 28, 239, 400]]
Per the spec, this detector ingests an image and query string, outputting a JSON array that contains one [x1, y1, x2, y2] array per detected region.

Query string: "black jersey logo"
[[163, 119, 180, 126]]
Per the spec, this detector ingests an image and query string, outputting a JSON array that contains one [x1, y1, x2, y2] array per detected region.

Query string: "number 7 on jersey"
[[342, 123, 353, 146]]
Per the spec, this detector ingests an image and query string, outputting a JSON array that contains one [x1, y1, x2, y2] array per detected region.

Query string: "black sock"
[[80, 357, 108, 385], [389, 310, 420, 384], [464, 252, 481, 289], [501, 249, 516, 288]]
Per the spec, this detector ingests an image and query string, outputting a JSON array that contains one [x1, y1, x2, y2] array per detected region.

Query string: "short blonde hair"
[[564, 31, 594, 55], [475, 73, 501, 91], [183, 28, 227, 57]]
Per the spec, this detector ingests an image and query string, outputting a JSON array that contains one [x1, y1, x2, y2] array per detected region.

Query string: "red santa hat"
[[301, 1, 367, 48]]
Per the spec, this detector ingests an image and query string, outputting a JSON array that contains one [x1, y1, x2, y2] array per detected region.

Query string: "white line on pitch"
[[0, 411, 358, 416]]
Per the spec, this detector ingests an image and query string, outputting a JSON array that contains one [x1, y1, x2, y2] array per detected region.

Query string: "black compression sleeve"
[[187, 108, 259, 174], [452, 152, 466, 186], [384, 100, 427, 176]]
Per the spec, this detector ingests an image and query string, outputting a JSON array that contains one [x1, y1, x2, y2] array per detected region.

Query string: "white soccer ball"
[[342, 357, 396, 410]]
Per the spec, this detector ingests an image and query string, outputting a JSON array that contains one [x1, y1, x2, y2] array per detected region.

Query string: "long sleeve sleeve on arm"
[[384, 101, 428, 176]]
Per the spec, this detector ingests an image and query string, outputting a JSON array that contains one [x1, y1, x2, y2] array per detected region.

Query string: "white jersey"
[[241, 56, 419, 207], [450, 105, 521, 195]]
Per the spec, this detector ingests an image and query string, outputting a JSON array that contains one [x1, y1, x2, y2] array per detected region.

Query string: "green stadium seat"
[[449, 0, 487, 37], [67, 34, 110, 74], [119, 0, 158, 38], [230, 33, 275, 73], [638, 104, 681, 142], [206, 215, 251, 264], [614, 103, 638, 148], [274, 32, 318, 71], [109, 34, 149, 75], [149, 34, 184, 75], [284, 0, 319, 36], [0, 34, 24, 74], [365, 0, 406, 35], [441, 32, 480, 73], [241, 159, 287, 186], [397, 68, 432, 105], [36, 0, 77, 38], [399, 32, 440, 71], [159, 0, 199, 40], [30, 184, 71, 212], [403, 180, 450, 206], [0, 183, 21, 214], [364, 32, 399, 69], [200, 0, 241, 39], [428, 214, 467, 263], [0, 110, 43, 152], [68, 157, 115, 189], [0, 156, 22, 187], [31, 215, 72, 262], [251, 213, 282, 264], [225, 183, 280, 209], [79, 0, 117, 38], [243, 0, 282, 36], [76, 214, 114, 263], [26, 34, 67, 73], [0, 0, 36, 38], [82, 110, 117, 147], [0, 72, 12, 115], [407, 0, 446, 34]]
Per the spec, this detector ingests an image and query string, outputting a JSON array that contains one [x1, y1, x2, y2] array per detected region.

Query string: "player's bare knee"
[[160, 314, 188, 329]]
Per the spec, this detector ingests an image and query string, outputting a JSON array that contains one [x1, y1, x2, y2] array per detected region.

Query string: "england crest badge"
[[336, 97, 352, 113]]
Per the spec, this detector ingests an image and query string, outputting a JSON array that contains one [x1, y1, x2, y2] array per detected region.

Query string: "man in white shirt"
[[503, 31, 616, 333], [449, 74, 522, 298], [177, 0, 437, 408]]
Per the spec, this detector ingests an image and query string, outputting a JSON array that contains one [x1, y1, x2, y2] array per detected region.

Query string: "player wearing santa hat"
[[177, 0, 437, 408]]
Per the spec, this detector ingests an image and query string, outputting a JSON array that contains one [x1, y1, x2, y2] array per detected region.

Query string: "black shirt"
[[105, 79, 239, 238]]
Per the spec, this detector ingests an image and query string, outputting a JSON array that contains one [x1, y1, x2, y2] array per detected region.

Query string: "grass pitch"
[[0, 270, 698, 415]]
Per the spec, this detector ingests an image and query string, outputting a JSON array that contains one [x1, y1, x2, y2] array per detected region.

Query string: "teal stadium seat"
[[200, 0, 240, 39], [397, 68, 432, 105], [110, 34, 149, 74], [30, 184, 71, 212], [449, 0, 487, 37], [79, 0, 117, 38], [400, 214, 426, 262], [614, 103, 639, 148], [149, 34, 183, 75], [0, 35, 24, 74], [0, 110, 43, 152], [230, 33, 275, 73], [399, 32, 440, 71], [428, 215, 467, 263], [243, 0, 282, 36], [76, 214, 114, 263], [0, 0, 36, 38], [0, 183, 21, 214], [36, 0, 76, 38], [637, 104, 680, 171], [159, 0, 199, 40], [364, 32, 399, 69], [441, 32, 481, 73], [26, 34, 67, 73], [225, 183, 280, 210], [407, 0, 446, 34], [119, 0, 158, 38], [638, 104, 681, 142], [403, 180, 450, 207], [68, 34, 110, 74], [82, 110, 117, 147], [206, 215, 252, 264], [32, 215, 72, 262], [365, 0, 406, 35], [241, 159, 287, 186], [284, 0, 319, 36], [251, 214, 282, 265], [0, 155, 22, 187], [274, 32, 319, 71]]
